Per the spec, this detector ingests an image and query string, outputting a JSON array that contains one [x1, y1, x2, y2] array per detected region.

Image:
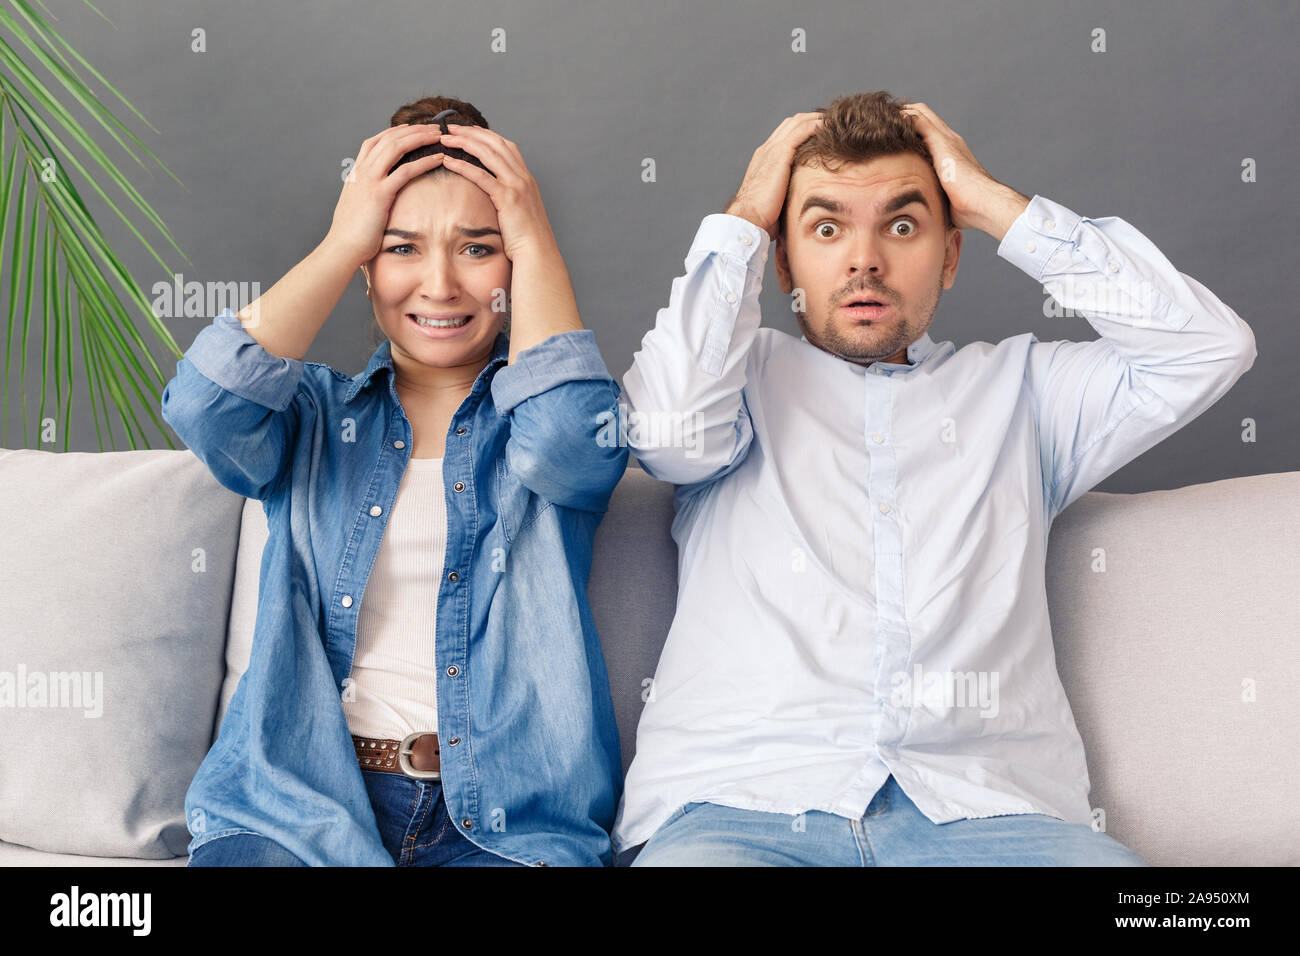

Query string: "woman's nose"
[[418, 259, 460, 299]]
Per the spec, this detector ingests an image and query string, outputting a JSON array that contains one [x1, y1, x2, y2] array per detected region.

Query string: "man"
[[614, 91, 1255, 866]]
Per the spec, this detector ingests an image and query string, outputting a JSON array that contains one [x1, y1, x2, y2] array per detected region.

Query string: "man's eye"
[[466, 244, 494, 257], [889, 219, 915, 237], [385, 243, 414, 255], [815, 222, 840, 239]]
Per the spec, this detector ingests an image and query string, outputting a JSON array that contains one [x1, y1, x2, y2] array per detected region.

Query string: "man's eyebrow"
[[798, 188, 931, 221], [383, 225, 503, 240]]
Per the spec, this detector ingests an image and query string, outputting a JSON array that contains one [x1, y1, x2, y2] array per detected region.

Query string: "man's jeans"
[[629, 775, 1148, 866], [188, 769, 527, 867]]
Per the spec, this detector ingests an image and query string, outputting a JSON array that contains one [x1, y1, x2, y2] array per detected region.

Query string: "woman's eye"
[[815, 222, 840, 239], [385, 243, 414, 255], [466, 244, 493, 257], [889, 219, 915, 237]]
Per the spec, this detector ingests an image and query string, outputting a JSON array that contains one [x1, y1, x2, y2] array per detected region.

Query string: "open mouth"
[[841, 299, 891, 319], [407, 312, 474, 336]]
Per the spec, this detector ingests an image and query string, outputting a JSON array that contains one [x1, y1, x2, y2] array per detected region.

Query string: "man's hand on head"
[[725, 112, 826, 239], [901, 102, 1030, 243]]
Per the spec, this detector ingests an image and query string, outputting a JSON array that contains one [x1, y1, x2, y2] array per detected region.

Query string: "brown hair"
[[367, 95, 496, 350], [776, 91, 953, 238]]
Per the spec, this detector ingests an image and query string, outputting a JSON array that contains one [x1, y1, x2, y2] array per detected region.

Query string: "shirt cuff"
[[691, 213, 770, 274], [996, 194, 1083, 282], [491, 329, 615, 415], [183, 309, 305, 412]]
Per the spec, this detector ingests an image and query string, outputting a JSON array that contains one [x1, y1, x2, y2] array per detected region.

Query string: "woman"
[[161, 96, 627, 866]]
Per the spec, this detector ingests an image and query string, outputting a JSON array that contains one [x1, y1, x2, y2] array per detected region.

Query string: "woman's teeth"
[[412, 314, 470, 328]]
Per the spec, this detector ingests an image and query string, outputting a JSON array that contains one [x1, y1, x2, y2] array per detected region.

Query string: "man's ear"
[[775, 231, 793, 295], [941, 225, 962, 290]]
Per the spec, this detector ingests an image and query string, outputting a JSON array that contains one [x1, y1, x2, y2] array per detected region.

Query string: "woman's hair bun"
[[387, 95, 494, 178]]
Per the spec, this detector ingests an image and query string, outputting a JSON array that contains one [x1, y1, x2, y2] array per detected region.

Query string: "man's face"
[[363, 173, 510, 374], [775, 152, 961, 367]]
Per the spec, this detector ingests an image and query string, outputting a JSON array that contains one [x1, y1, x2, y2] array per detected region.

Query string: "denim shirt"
[[160, 309, 628, 866]]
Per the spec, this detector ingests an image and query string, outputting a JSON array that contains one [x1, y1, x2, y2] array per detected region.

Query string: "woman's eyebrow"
[[383, 225, 503, 239]]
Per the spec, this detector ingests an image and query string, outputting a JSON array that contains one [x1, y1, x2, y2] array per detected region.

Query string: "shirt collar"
[[344, 330, 512, 404], [798, 330, 941, 370]]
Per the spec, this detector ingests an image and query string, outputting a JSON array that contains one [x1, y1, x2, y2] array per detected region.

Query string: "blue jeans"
[[188, 769, 528, 866], [629, 775, 1148, 866]]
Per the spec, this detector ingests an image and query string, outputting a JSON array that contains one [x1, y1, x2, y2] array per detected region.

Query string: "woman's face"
[[365, 172, 510, 371]]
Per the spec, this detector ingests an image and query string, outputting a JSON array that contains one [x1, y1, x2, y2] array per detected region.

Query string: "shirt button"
[[447, 665, 459, 677], [393, 440, 405, 449], [453, 481, 465, 492], [449, 737, 460, 745], [740, 235, 752, 246], [456, 427, 467, 435], [369, 505, 382, 516], [871, 433, 884, 444], [1024, 240, 1037, 254], [1109, 261, 1121, 272], [341, 594, 353, 608], [461, 818, 474, 830], [1042, 218, 1055, 230], [726, 292, 737, 303], [448, 571, 459, 582], [878, 502, 891, 514], [536, 860, 548, 867]]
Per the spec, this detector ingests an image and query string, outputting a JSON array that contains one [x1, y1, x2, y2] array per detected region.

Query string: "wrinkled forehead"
[[387, 173, 501, 233], [788, 153, 942, 219]]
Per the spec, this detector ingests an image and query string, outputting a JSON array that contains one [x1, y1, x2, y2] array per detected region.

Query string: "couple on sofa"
[[160, 91, 1255, 868]]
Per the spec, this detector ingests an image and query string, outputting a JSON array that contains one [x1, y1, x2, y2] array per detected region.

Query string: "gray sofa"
[[1, 446, 1297, 866]]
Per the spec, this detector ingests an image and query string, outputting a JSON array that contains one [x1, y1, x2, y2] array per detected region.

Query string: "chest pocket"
[[494, 456, 554, 544]]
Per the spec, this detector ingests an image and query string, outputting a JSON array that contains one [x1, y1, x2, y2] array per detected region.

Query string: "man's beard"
[[797, 273, 943, 366]]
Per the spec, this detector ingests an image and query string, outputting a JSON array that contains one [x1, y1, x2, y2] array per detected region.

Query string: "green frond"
[[1, 0, 190, 451]]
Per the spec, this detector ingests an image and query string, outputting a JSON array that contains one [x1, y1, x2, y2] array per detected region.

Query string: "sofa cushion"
[[0, 448, 241, 859], [587, 464, 680, 775], [212, 496, 268, 738], [1045, 472, 1300, 866]]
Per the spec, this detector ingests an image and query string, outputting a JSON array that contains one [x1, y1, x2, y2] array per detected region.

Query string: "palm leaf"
[[1, 0, 189, 450]]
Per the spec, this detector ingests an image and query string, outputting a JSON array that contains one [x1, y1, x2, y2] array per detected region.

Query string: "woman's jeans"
[[188, 769, 526, 866], [629, 774, 1149, 866]]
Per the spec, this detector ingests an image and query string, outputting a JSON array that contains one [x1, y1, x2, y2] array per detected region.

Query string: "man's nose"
[[846, 234, 886, 277]]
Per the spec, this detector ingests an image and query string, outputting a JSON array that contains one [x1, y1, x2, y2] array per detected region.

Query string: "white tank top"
[[343, 456, 445, 740]]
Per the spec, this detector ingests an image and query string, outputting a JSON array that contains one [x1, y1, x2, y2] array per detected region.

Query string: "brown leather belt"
[[353, 732, 441, 780]]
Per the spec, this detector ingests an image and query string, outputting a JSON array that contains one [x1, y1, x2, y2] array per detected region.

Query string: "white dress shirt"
[[612, 193, 1256, 853]]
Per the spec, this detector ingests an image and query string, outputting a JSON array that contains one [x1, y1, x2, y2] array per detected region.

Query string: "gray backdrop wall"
[[7, 0, 1297, 489]]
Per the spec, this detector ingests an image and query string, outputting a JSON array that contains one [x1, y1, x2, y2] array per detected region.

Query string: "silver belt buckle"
[[398, 731, 441, 780]]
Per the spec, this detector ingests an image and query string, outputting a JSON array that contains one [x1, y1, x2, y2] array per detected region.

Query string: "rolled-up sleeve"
[[490, 329, 628, 513], [160, 309, 304, 500]]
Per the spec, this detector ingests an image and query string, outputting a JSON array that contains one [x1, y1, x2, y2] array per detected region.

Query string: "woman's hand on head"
[[325, 123, 446, 267], [435, 125, 557, 262]]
